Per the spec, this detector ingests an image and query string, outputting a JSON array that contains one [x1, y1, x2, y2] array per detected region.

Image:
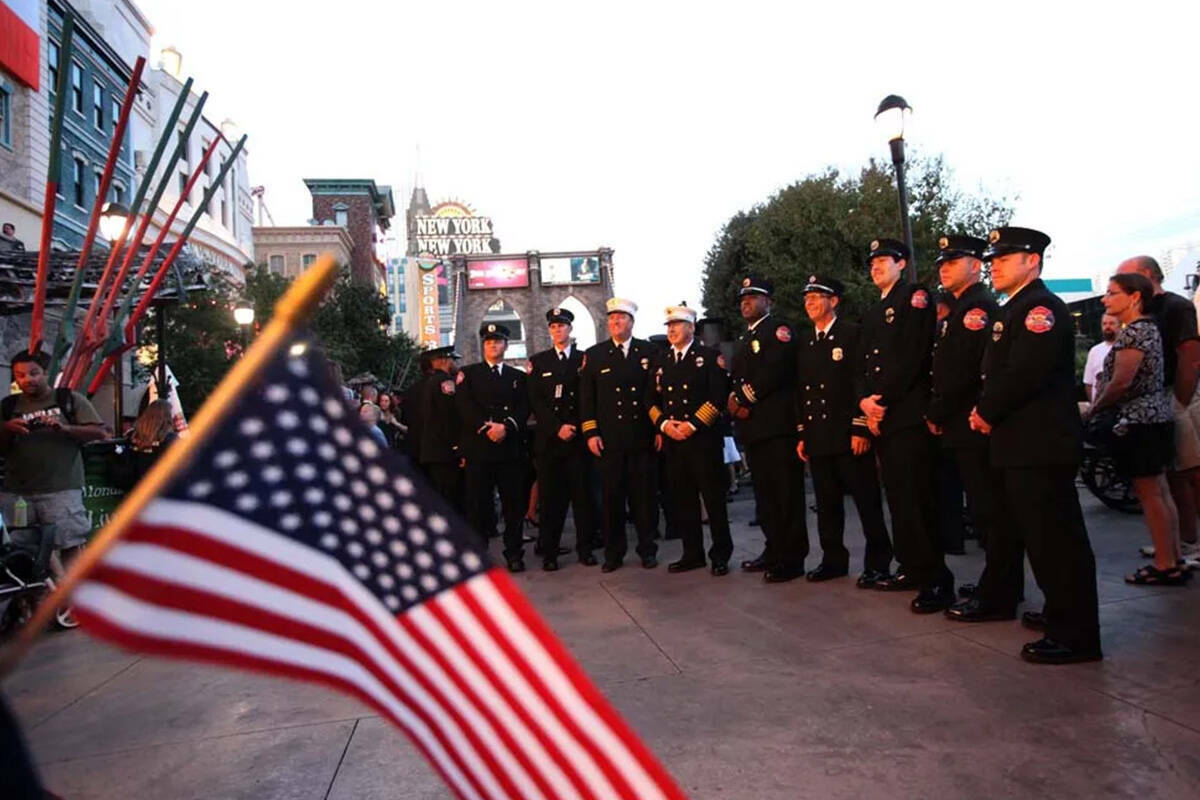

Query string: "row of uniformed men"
[[406, 225, 1101, 666]]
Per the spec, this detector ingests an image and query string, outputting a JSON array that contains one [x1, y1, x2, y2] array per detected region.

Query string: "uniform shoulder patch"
[[775, 325, 792, 342], [962, 308, 988, 331], [911, 289, 929, 309], [716, 353, 727, 370], [1025, 305, 1055, 334], [440, 379, 455, 395], [580, 354, 587, 370], [455, 370, 465, 385], [524, 359, 533, 374]]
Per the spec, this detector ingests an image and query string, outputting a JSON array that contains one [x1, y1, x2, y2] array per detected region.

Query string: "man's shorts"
[[0, 489, 91, 549], [1171, 392, 1200, 472]]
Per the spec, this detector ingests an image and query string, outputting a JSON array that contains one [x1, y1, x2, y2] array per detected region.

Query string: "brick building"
[[303, 178, 394, 287]]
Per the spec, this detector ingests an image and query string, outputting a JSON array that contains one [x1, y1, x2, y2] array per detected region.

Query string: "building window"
[[72, 157, 86, 207], [302, 254, 317, 269], [268, 254, 284, 274], [111, 97, 120, 131], [177, 130, 189, 164], [48, 40, 60, 93], [70, 62, 83, 114], [178, 171, 188, 200], [93, 169, 103, 203], [221, 198, 229, 228], [92, 82, 103, 129], [112, 182, 124, 204], [0, 84, 11, 149]]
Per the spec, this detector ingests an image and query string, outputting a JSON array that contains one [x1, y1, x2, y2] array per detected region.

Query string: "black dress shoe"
[[668, 559, 706, 574], [957, 583, 978, 598], [910, 584, 956, 614], [601, 561, 622, 573], [534, 544, 570, 557], [740, 554, 768, 573], [944, 597, 1016, 622], [873, 571, 916, 591], [806, 564, 849, 582], [856, 568, 891, 589], [542, 558, 559, 572], [711, 562, 730, 577], [1020, 637, 1103, 665], [765, 566, 803, 583], [641, 556, 658, 569], [579, 553, 599, 567], [507, 559, 526, 574], [1021, 611, 1046, 631]]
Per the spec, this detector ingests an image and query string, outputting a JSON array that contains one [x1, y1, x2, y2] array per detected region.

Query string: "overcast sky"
[[135, 0, 1199, 335]]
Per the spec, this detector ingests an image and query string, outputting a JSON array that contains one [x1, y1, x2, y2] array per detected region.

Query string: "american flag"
[[72, 332, 686, 800]]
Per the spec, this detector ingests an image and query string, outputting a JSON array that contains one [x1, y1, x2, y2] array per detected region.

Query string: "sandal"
[[1125, 565, 1189, 586]]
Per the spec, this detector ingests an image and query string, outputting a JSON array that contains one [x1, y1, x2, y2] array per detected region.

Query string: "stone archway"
[[553, 295, 598, 350]]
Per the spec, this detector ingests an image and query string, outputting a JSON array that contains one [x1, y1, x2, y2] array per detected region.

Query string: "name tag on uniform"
[[554, 384, 563, 399], [600, 367, 611, 374], [541, 371, 552, 377]]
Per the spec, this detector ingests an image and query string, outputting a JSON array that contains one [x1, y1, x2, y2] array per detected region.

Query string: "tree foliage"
[[700, 156, 1015, 328], [140, 265, 420, 416]]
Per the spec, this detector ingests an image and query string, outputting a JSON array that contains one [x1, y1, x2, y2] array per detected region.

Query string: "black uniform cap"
[[981, 226, 1051, 260], [737, 275, 774, 297], [934, 234, 988, 264], [479, 322, 510, 341], [867, 238, 910, 263], [426, 345, 460, 359], [803, 274, 845, 297], [545, 307, 574, 325]]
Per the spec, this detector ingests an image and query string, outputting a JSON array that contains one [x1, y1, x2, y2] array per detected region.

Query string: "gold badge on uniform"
[[885, 307, 895, 324], [832, 347, 843, 361], [992, 320, 1004, 342], [751, 340, 760, 354], [640, 357, 649, 369], [695, 355, 704, 367]]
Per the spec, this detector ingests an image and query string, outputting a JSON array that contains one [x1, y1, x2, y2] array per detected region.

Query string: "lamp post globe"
[[233, 305, 255, 326], [99, 201, 131, 243], [874, 94, 916, 283]]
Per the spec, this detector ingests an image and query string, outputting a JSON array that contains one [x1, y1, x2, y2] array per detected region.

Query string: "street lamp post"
[[874, 95, 916, 284], [233, 304, 254, 356], [99, 201, 130, 245]]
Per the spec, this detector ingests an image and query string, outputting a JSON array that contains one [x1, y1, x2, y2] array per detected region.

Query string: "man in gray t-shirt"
[[0, 351, 107, 550]]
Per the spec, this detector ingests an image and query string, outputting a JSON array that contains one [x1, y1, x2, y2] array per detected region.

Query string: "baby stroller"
[[0, 524, 77, 637]]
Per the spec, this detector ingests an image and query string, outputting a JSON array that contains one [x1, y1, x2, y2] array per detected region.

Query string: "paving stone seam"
[[599, 581, 685, 676], [323, 717, 361, 800], [33, 714, 373, 766], [28, 655, 144, 730]]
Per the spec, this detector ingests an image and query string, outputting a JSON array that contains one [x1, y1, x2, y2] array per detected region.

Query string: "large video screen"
[[467, 258, 530, 289], [540, 256, 601, 286]]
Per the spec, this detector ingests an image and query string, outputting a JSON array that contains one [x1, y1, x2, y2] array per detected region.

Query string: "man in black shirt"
[[1117, 256, 1200, 562]]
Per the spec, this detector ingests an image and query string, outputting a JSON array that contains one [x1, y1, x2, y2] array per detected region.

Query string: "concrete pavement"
[[6, 487, 1200, 799]]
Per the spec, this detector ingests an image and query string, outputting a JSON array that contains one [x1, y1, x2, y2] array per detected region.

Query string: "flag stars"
[[319, 533, 338, 549], [333, 427, 353, 446], [375, 492, 394, 510], [394, 477, 414, 496], [313, 510, 332, 527], [377, 574, 395, 590], [299, 386, 320, 406], [296, 463, 317, 481], [397, 563, 413, 579], [189, 481, 214, 498], [214, 450, 238, 469], [429, 515, 448, 534], [358, 438, 379, 459], [235, 494, 259, 512], [309, 416, 329, 434], [364, 528, 382, 545], [262, 465, 284, 483], [327, 469, 345, 487], [367, 466, 386, 485], [317, 443, 337, 461], [323, 397, 344, 419], [383, 595, 400, 610], [226, 471, 249, 489], [414, 551, 433, 569], [286, 357, 308, 378], [250, 441, 274, 460], [419, 575, 439, 592], [265, 384, 289, 404], [371, 551, 388, 568], [441, 563, 460, 581], [400, 586, 418, 602], [462, 552, 482, 571], [342, 454, 362, 473], [270, 490, 292, 508], [340, 518, 358, 536], [353, 564, 370, 580], [347, 542, 365, 558], [410, 528, 428, 546], [434, 540, 454, 558], [350, 480, 369, 498], [359, 506, 377, 523], [333, 494, 352, 512], [401, 503, 420, 522], [280, 513, 301, 531], [239, 418, 264, 436], [304, 487, 324, 504], [286, 438, 308, 456], [389, 540, 408, 557]]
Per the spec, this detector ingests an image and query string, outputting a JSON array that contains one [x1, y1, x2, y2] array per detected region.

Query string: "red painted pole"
[[50, 55, 145, 376], [29, 15, 75, 353], [80, 135, 240, 392]]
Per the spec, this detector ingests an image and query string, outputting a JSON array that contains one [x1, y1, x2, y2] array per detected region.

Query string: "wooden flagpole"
[[0, 254, 338, 679], [28, 15, 75, 353]]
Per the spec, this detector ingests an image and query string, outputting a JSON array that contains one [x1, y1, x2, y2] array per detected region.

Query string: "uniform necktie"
[[558, 351, 566, 362], [491, 365, 500, 377], [675, 351, 683, 364], [817, 331, 826, 342]]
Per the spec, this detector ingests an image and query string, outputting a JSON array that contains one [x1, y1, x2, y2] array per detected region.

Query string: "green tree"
[[701, 156, 1015, 328], [140, 265, 421, 416]]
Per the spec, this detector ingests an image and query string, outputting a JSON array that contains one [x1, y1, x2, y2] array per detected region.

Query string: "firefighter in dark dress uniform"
[[456, 323, 531, 572], [727, 276, 807, 582], [795, 275, 894, 585], [925, 236, 1021, 622], [857, 238, 955, 613], [969, 226, 1102, 664], [399, 351, 433, 473], [647, 305, 734, 575], [579, 298, 660, 572], [527, 307, 599, 570], [417, 345, 462, 512]]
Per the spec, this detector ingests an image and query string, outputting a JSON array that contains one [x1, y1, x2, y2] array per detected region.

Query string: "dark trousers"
[[875, 425, 950, 587], [745, 437, 807, 570], [598, 448, 658, 563], [537, 446, 598, 556], [664, 435, 733, 564], [952, 445, 1023, 606], [465, 459, 526, 560], [934, 450, 966, 553], [423, 462, 462, 515], [994, 466, 1100, 650], [809, 450, 893, 572]]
